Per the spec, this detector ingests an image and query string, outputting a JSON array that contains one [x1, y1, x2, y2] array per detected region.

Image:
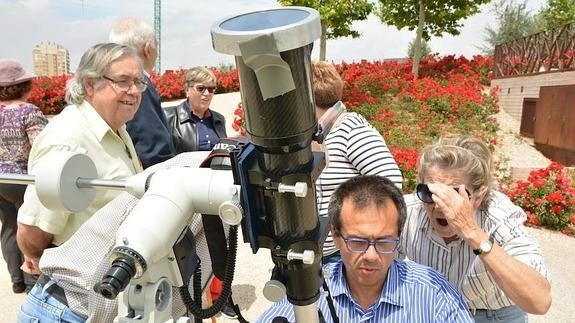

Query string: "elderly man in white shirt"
[[17, 43, 144, 279]]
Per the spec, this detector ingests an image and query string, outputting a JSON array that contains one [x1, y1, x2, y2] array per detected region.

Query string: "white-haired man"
[[109, 16, 176, 169]]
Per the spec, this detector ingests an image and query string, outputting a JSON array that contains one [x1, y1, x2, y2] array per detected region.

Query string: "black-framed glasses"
[[102, 75, 147, 93], [415, 183, 472, 204], [195, 85, 217, 94], [338, 232, 400, 254]]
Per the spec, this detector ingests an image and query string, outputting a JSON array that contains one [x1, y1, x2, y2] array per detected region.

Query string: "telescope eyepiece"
[[94, 258, 137, 299]]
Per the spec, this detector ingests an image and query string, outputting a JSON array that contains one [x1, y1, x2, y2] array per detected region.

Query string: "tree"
[[407, 38, 432, 59], [536, 0, 575, 31], [278, 0, 373, 61], [376, 0, 490, 76], [479, 0, 537, 55]]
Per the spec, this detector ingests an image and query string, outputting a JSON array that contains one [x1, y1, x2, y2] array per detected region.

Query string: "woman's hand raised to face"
[[428, 183, 483, 241]]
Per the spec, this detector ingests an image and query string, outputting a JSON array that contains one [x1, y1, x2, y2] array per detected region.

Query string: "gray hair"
[[184, 67, 217, 88], [418, 138, 493, 208], [65, 43, 141, 105], [328, 175, 407, 236], [439, 136, 494, 172], [109, 17, 156, 51]]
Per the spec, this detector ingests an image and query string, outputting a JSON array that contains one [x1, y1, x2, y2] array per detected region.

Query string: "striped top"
[[257, 260, 473, 323], [317, 111, 403, 256], [400, 191, 550, 310]]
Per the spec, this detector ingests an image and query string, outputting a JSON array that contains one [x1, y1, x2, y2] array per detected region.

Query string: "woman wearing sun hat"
[[0, 58, 48, 293]]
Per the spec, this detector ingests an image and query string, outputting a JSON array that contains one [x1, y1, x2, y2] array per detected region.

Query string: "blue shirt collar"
[[327, 260, 404, 309]]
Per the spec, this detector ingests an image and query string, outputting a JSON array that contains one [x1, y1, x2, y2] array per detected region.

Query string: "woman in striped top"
[[311, 61, 403, 263], [400, 136, 551, 322]]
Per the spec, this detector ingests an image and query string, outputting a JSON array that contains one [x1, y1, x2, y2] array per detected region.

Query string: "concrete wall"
[[490, 70, 575, 122]]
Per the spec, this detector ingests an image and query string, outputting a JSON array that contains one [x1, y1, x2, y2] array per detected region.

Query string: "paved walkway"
[[2, 92, 574, 322]]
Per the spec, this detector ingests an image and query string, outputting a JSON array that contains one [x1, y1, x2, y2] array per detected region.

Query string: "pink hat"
[[0, 59, 35, 86]]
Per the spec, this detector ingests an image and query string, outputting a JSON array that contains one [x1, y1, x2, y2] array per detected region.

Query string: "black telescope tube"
[[235, 43, 323, 306], [239, 45, 316, 156]]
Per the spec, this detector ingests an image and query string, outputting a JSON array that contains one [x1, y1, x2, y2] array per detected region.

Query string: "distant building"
[[32, 41, 70, 76]]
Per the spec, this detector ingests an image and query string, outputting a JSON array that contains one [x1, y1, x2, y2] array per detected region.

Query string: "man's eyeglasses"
[[338, 232, 400, 254], [415, 183, 472, 204], [195, 85, 217, 94], [102, 75, 147, 93]]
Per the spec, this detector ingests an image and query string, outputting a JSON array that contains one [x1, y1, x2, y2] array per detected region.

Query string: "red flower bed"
[[232, 55, 500, 192], [502, 162, 575, 236], [231, 102, 246, 136], [28, 67, 240, 115], [27, 75, 70, 115], [150, 69, 186, 101]]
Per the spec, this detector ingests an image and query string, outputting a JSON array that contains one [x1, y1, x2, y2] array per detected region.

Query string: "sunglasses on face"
[[415, 183, 472, 203], [194, 85, 217, 94]]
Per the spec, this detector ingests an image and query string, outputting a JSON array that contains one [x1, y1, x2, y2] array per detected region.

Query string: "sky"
[[1, 0, 547, 73]]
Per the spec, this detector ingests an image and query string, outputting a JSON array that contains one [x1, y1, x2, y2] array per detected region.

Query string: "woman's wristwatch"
[[473, 238, 494, 255]]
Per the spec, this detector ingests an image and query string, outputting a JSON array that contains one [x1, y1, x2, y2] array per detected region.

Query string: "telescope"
[[0, 6, 328, 323], [211, 6, 327, 322]]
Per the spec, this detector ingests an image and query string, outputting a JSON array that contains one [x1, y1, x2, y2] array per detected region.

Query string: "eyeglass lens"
[[103, 76, 147, 92], [344, 237, 399, 254], [196, 85, 216, 93], [416, 183, 471, 203]]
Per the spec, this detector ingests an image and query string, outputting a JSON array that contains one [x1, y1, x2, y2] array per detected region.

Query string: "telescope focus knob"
[[287, 249, 315, 265], [277, 182, 308, 198]]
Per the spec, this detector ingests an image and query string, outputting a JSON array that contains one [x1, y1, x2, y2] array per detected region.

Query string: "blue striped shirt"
[[257, 260, 473, 323]]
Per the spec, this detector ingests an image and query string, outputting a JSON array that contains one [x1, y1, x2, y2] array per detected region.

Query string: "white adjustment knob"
[[277, 182, 308, 197], [287, 249, 315, 265], [219, 200, 243, 225]]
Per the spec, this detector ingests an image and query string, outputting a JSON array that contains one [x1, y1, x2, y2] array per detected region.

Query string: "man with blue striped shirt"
[[258, 175, 473, 323]]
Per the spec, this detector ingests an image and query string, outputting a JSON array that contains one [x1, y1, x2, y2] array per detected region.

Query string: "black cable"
[[193, 262, 202, 323], [179, 225, 242, 320], [232, 301, 249, 323]]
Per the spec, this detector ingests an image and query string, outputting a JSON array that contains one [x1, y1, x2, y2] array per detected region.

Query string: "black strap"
[[199, 138, 246, 279], [198, 138, 248, 321], [200, 214, 228, 279], [230, 300, 250, 323], [322, 280, 340, 323]]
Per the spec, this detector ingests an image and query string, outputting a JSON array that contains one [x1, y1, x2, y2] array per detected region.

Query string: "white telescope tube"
[[114, 167, 238, 278]]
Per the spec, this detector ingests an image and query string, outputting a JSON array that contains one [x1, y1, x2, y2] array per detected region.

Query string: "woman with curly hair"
[[0, 58, 48, 293]]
